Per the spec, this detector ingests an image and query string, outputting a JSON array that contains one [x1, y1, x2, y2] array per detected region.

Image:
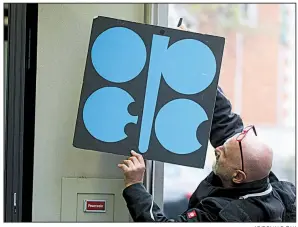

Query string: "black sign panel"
[[73, 16, 225, 168]]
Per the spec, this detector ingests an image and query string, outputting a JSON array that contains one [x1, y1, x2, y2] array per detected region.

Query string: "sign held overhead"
[[73, 16, 225, 168]]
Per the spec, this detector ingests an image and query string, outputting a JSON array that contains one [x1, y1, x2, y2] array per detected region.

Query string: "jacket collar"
[[188, 172, 269, 208]]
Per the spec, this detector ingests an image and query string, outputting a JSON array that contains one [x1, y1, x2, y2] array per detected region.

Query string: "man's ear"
[[232, 170, 246, 184]]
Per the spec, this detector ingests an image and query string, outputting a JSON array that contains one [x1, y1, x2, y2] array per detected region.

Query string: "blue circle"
[[83, 87, 137, 142], [91, 27, 147, 83], [155, 99, 208, 154], [162, 39, 217, 95]]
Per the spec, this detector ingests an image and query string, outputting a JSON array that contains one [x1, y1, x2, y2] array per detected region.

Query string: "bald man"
[[212, 128, 273, 187], [118, 125, 296, 222]]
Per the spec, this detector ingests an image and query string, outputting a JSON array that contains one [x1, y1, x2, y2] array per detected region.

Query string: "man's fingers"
[[123, 159, 134, 168], [118, 164, 129, 172], [128, 156, 139, 166], [131, 150, 145, 166], [178, 25, 188, 31]]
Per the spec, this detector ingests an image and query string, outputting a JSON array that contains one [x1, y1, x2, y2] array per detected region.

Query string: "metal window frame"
[[143, 3, 168, 209], [4, 3, 38, 222], [5, 3, 27, 221], [4, 5, 8, 41]]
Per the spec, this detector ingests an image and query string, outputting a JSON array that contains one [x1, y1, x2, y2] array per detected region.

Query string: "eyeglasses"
[[236, 125, 257, 172]]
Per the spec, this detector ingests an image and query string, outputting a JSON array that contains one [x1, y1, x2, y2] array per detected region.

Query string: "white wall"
[[32, 4, 145, 221]]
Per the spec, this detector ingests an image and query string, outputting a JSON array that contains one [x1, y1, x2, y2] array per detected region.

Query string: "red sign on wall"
[[83, 200, 106, 213]]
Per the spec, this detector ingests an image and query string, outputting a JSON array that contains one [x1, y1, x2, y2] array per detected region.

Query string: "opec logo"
[[74, 17, 224, 167]]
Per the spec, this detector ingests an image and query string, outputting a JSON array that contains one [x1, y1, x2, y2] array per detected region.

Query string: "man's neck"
[[216, 175, 233, 188], [221, 180, 233, 188]]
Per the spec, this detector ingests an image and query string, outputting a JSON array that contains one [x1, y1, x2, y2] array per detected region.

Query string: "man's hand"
[[118, 150, 146, 188], [178, 24, 188, 31]]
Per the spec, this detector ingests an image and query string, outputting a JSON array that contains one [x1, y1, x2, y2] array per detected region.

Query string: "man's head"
[[212, 126, 273, 187]]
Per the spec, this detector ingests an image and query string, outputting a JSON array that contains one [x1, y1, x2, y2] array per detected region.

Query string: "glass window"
[[163, 3, 295, 219]]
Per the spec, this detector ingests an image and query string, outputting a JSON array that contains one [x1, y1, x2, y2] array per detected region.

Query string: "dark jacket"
[[122, 87, 296, 222], [209, 87, 243, 148], [123, 172, 296, 222]]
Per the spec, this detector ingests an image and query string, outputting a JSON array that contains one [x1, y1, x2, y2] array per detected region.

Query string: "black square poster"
[[73, 16, 225, 168]]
